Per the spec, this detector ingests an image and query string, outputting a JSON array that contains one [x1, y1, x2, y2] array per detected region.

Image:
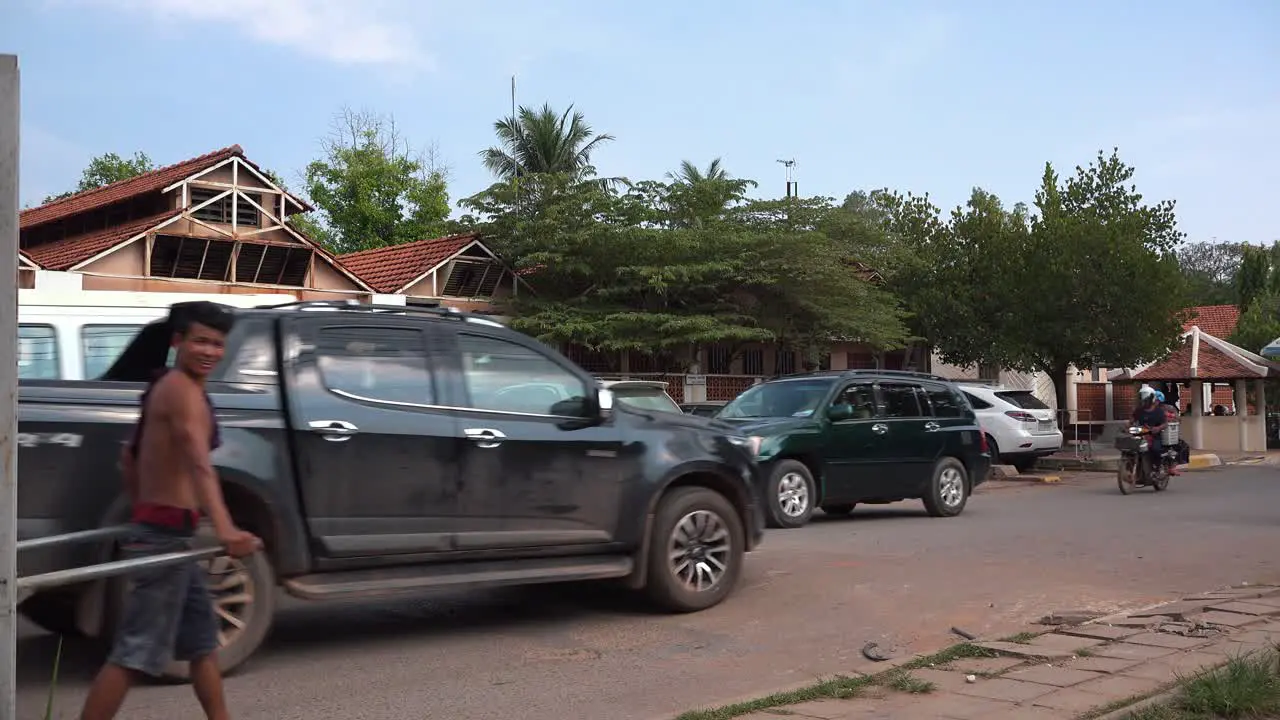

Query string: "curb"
[[1037, 453, 1222, 473]]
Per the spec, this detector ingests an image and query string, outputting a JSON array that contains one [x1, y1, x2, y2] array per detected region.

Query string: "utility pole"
[[776, 158, 796, 198], [0, 53, 20, 720]]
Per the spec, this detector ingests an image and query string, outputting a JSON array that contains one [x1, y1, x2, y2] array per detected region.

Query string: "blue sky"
[[4, 0, 1278, 244]]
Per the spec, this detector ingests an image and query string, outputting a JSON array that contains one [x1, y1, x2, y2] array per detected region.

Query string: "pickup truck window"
[[457, 333, 588, 416], [18, 324, 59, 379], [316, 326, 436, 405], [81, 324, 143, 379]]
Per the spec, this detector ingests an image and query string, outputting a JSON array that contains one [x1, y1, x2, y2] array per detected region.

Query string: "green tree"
[[1230, 291, 1280, 355], [1177, 240, 1244, 306], [480, 103, 615, 184], [1236, 244, 1270, 312], [301, 107, 450, 254], [662, 158, 756, 228], [883, 150, 1189, 408], [45, 151, 154, 203], [458, 174, 908, 356]]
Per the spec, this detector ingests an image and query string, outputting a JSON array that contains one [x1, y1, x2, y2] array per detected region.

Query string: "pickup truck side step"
[[282, 555, 634, 600]]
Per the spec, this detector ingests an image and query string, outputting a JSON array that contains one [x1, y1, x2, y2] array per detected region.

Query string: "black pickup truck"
[[17, 300, 765, 678]]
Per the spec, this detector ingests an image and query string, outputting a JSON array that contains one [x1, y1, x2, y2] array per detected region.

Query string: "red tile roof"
[[1182, 304, 1240, 339], [21, 146, 243, 230], [1131, 329, 1280, 381], [25, 210, 182, 270], [338, 234, 481, 293]]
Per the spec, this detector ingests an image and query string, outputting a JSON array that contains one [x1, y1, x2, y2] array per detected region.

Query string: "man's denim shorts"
[[107, 523, 219, 677]]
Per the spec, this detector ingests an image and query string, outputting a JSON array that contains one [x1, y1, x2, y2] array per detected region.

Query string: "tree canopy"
[[45, 151, 154, 203], [300, 108, 450, 254]]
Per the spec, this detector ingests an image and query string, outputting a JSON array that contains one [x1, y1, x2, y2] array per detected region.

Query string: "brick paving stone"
[[953, 677, 1055, 703], [1121, 632, 1213, 650], [1056, 624, 1143, 641], [895, 694, 1016, 719], [979, 704, 1063, 720], [1004, 664, 1106, 687], [1231, 628, 1280, 644], [778, 699, 855, 718], [1026, 633, 1105, 651], [973, 641, 1071, 660], [1186, 587, 1268, 599], [1122, 651, 1228, 683], [1208, 600, 1280, 616], [1068, 655, 1144, 674], [946, 657, 1024, 675], [1203, 639, 1273, 660], [1092, 642, 1179, 661], [908, 668, 977, 693], [1245, 595, 1280, 610], [1074, 673, 1166, 700], [1189, 610, 1267, 627], [1030, 687, 1112, 713], [1129, 600, 1215, 619]]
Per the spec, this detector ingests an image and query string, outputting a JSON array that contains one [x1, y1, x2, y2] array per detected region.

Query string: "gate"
[[16, 525, 220, 604]]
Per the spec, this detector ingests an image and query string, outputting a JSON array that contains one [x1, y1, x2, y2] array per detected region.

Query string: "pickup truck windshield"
[[719, 379, 835, 419]]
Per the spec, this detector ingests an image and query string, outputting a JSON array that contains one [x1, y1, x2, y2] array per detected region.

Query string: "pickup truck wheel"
[[922, 457, 969, 518], [645, 487, 744, 613], [19, 591, 83, 637], [108, 546, 277, 683], [765, 460, 816, 529]]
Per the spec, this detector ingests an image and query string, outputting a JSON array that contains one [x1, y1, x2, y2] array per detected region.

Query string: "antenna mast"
[[776, 158, 796, 198]]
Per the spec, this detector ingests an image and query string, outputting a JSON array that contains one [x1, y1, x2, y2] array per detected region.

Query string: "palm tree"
[[481, 103, 615, 181], [664, 158, 755, 228], [665, 158, 730, 186]]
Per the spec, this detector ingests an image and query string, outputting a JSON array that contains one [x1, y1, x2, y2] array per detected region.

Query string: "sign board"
[[685, 374, 706, 386]]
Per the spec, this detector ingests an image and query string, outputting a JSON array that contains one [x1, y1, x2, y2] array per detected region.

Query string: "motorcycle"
[[1114, 425, 1178, 494]]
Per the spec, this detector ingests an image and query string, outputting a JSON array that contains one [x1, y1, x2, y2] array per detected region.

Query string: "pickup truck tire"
[[765, 460, 816, 529], [922, 457, 969, 518], [644, 486, 744, 613], [19, 591, 83, 637], [106, 546, 277, 682]]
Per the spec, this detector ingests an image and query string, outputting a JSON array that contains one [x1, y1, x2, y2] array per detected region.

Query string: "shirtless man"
[[81, 301, 261, 720]]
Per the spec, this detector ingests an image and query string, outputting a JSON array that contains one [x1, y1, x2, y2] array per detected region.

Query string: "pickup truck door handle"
[[924, 421, 941, 432], [871, 423, 888, 435], [309, 420, 358, 442], [464, 428, 506, 449]]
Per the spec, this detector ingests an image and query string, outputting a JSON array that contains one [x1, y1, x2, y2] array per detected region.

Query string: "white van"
[[19, 288, 296, 381]]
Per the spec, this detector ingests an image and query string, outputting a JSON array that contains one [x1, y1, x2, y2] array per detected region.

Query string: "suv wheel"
[[766, 460, 816, 529], [922, 457, 969, 517], [645, 487, 744, 612]]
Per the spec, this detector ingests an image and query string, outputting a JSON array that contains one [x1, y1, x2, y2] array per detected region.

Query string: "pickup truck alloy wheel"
[[922, 457, 969, 518], [765, 460, 816, 528], [644, 486, 744, 612]]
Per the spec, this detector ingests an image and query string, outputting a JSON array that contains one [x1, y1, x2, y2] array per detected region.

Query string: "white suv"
[[956, 383, 1062, 472]]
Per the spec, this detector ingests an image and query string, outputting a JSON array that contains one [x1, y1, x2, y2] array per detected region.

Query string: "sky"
[[3, 0, 1278, 244]]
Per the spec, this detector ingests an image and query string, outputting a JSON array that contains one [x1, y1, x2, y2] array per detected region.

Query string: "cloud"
[[60, 0, 430, 70]]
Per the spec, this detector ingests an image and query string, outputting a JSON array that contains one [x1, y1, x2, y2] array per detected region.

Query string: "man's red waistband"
[[132, 502, 200, 530]]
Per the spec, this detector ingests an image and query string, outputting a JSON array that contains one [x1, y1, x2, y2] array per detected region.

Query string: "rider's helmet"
[[1154, 390, 1166, 404], [1138, 384, 1157, 404]]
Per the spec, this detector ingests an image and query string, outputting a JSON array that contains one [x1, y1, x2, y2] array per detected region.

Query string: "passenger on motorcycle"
[[1131, 386, 1178, 476]]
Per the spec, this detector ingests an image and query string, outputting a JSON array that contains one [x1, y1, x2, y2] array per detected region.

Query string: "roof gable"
[[1128, 326, 1280, 381], [338, 234, 489, 293]]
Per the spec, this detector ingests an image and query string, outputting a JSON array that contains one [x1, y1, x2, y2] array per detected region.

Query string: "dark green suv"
[[715, 370, 991, 528]]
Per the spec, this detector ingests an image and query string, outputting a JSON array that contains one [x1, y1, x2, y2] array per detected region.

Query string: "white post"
[[1236, 378, 1249, 451], [0, 53, 20, 720]]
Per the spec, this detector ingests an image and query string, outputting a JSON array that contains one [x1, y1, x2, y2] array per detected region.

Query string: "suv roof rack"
[[252, 299, 505, 327], [841, 368, 952, 383]]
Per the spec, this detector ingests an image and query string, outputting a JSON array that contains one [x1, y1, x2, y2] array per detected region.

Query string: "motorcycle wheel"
[[1117, 457, 1136, 495], [1152, 469, 1170, 492]]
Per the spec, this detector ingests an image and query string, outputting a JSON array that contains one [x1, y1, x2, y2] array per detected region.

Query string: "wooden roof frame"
[[395, 237, 531, 296]]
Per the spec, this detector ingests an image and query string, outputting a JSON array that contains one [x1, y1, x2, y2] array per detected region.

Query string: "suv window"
[[996, 390, 1050, 410], [18, 324, 59, 379], [457, 333, 588, 416], [82, 324, 143, 379], [879, 382, 923, 418], [924, 385, 969, 418], [832, 383, 877, 419], [962, 391, 993, 410], [316, 326, 435, 405]]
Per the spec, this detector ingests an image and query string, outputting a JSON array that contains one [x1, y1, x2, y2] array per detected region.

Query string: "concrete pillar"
[[1188, 380, 1204, 449], [1236, 379, 1249, 451], [0, 52, 18, 720], [1255, 378, 1267, 451]]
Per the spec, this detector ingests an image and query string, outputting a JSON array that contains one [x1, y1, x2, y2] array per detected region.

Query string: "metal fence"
[[1055, 408, 1097, 461]]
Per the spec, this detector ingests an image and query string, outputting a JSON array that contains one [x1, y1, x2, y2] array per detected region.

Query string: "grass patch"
[[1001, 631, 1039, 644], [1110, 648, 1280, 720], [884, 670, 935, 694], [1076, 646, 1097, 657], [676, 642, 1003, 720]]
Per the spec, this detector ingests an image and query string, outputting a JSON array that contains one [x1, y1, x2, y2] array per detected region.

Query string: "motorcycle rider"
[[1131, 385, 1171, 479], [1155, 390, 1183, 476]]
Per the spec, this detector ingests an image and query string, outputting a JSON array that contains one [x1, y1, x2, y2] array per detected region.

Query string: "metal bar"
[[17, 525, 130, 553], [17, 546, 221, 599], [0, 52, 20, 720]]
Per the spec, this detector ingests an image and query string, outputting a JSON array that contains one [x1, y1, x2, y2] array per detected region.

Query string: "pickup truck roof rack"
[[252, 299, 505, 326]]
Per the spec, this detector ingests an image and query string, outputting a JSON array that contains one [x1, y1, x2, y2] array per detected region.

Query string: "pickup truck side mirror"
[[827, 403, 854, 422]]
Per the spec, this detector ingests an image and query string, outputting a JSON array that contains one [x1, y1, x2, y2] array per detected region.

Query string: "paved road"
[[17, 465, 1280, 720]]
